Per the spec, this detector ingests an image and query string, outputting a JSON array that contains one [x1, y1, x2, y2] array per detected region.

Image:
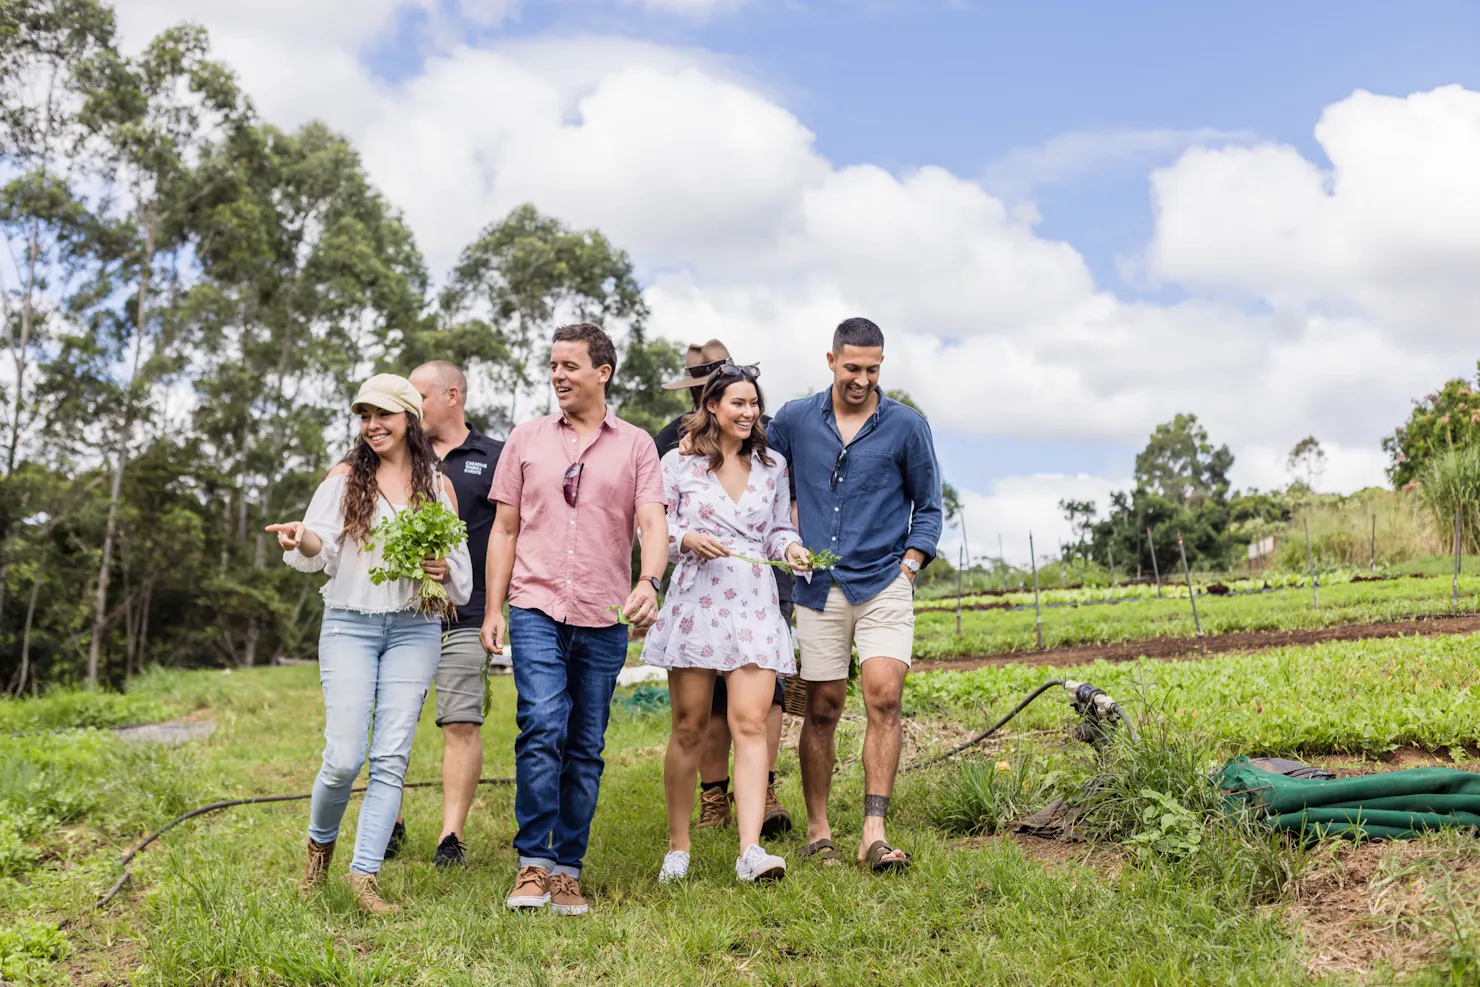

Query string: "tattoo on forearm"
[[864, 794, 890, 818]]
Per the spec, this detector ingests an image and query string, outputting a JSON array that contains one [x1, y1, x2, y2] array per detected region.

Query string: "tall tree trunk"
[[18, 564, 43, 697], [136, 574, 153, 670], [87, 217, 154, 689], [122, 557, 136, 679], [5, 211, 42, 476]]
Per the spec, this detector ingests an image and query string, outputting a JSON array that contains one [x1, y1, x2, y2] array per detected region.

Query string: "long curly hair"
[[339, 413, 441, 543], [682, 370, 774, 474]]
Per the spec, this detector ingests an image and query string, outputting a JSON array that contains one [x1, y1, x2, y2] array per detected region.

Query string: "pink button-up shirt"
[[490, 407, 664, 627]]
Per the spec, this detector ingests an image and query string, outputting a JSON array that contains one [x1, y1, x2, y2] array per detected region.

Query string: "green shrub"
[[0, 918, 66, 984]]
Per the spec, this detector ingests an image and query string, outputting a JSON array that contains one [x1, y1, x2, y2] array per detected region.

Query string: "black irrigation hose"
[[61, 776, 514, 927], [901, 680, 1067, 773]]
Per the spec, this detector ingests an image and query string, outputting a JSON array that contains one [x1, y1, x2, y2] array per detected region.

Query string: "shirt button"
[[570, 520, 576, 525], [568, 549, 574, 555], [831, 536, 837, 541], [834, 507, 840, 512]]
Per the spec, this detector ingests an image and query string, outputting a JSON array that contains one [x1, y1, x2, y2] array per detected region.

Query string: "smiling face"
[[358, 407, 409, 456], [705, 379, 761, 444], [550, 339, 611, 415], [826, 343, 884, 409]]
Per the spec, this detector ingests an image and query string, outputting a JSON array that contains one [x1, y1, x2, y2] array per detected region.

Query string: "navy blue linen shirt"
[[767, 389, 943, 610]]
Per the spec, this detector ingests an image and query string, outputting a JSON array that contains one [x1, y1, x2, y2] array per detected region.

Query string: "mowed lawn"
[[8, 652, 1480, 985]]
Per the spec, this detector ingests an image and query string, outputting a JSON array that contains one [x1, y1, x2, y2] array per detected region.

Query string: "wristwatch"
[[901, 558, 921, 576], [642, 575, 662, 594]]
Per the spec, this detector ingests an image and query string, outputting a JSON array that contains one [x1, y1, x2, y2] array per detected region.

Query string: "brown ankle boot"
[[697, 787, 732, 829], [298, 838, 335, 898], [343, 871, 400, 916]]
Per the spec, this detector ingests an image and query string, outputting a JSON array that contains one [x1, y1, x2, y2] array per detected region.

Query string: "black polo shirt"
[[652, 413, 792, 606], [441, 424, 504, 626]]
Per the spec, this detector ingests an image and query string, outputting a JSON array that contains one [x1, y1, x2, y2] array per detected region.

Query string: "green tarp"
[[1217, 756, 1480, 840]]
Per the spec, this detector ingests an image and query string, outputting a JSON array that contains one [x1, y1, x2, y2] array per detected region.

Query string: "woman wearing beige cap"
[[266, 373, 472, 915]]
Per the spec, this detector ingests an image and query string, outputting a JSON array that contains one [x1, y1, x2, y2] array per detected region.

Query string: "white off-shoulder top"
[[283, 472, 473, 615]]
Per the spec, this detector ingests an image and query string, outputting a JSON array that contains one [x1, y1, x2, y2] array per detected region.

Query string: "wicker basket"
[[781, 675, 808, 717]]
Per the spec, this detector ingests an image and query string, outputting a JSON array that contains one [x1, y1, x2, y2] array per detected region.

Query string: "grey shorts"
[[435, 625, 502, 727]]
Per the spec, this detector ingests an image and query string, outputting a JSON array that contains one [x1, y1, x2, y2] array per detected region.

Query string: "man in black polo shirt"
[[383, 360, 504, 869], [657, 340, 794, 838]]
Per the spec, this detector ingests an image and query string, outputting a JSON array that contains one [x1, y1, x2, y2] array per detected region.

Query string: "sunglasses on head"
[[563, 462, 584, 508], [707, 364, 760, 386], [688, 359, 729, 380]]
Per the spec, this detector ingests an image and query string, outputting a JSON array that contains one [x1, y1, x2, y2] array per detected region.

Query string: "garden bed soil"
[[912, 613, 1480, 674]]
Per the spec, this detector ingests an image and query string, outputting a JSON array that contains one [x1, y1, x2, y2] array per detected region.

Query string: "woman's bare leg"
[[724, 664, 777, 851], [664, 668, 716, 852]]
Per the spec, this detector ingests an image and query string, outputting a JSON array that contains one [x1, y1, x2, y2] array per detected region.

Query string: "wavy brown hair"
[[339, 412, 441, 543], [681, 369, 774, 473]]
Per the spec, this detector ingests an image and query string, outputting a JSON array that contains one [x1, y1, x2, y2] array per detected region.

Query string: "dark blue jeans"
[[508, 606, 630, 878]]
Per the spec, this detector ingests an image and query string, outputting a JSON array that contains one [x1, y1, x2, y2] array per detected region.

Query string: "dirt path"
[[913, 613, 1480, 674]]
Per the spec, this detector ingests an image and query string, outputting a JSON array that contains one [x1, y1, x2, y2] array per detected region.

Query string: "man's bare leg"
[[698, 706, 732, 785], [439, 722, 483, 841], [857, 657, 908, 864], [765, 702, 782, 771], [799, 679, 847, 844]]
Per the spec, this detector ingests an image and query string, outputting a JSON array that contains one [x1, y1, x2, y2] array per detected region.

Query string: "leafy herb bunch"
[[367, 501, 468, 622]]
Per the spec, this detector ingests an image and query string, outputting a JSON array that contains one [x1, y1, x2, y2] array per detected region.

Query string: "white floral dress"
[[641, 449, 801, 674]]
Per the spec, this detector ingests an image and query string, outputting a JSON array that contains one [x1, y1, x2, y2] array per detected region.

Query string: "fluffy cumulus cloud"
[[109, 2, 1480, 555]]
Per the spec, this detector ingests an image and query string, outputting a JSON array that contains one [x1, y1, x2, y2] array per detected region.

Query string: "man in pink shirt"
[[481, 323, 667, 917]]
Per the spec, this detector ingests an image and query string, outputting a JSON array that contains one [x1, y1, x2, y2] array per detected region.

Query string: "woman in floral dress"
[[641, 365, 810, 884]]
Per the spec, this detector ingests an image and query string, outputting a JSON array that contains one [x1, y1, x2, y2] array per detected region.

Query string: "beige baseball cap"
[[351, 373, 423, 419]]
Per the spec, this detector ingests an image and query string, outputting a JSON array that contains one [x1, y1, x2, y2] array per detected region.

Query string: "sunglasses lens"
[[563, 463, 582, 507]]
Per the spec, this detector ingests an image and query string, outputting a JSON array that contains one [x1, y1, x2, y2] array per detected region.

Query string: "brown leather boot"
[[760, 784, 793, 838], [343, 871, 400, 916], [697, 787, 732, 828], [298, 838, 335, 898]]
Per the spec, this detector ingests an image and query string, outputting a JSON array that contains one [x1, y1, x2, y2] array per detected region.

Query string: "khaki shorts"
[[795, 572, 914, 682], [435, 625, 502, 726]]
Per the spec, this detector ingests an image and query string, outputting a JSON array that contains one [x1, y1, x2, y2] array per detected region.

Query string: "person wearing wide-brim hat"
[[652, 343, 797, 841], [266, 373, 472, 916]]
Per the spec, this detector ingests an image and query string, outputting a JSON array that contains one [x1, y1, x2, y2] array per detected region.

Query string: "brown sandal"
[[800, 839, 843, 867], [862, 840, 911, 873]]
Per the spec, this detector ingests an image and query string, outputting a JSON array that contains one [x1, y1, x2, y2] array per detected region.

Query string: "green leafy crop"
[[366, 501, 468, 622]]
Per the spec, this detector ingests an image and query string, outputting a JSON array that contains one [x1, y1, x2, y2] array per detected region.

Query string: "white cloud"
[[982, 127, 1255, 200], [629, 0, 749, 15], [106, 4, 1480, 557], [946, 474, 1130, 567]]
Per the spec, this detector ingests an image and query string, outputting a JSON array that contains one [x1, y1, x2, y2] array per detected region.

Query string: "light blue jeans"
[[307, 607, 439, 874]]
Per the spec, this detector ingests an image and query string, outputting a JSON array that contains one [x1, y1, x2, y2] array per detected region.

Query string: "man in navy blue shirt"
[[767, 318, 942, 872], [384, 360, 504, 870]]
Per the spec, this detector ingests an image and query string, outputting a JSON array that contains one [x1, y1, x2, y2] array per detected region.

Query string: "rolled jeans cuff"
[[518, 855, 579, 879]]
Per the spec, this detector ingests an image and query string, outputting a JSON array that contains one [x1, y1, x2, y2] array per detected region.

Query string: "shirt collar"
[[818, 386, 885, 426], [558, 405, 617, 430]]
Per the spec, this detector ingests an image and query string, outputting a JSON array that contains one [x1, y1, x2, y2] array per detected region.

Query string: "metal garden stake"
[[1029, 532, 1044, 650], [1177, 530, 1204, 644]]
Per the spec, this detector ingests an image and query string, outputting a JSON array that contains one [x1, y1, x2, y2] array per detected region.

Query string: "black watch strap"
[[644, 576, 662, 593]]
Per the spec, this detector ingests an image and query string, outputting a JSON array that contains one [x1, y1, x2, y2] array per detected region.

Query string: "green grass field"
[[915, 571, 1480, 659], [5, 646, 1480, 984]]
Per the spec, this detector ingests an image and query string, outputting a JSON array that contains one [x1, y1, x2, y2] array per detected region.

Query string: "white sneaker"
[[659, 850, 691, 884], [736, 843, 786, 883]]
